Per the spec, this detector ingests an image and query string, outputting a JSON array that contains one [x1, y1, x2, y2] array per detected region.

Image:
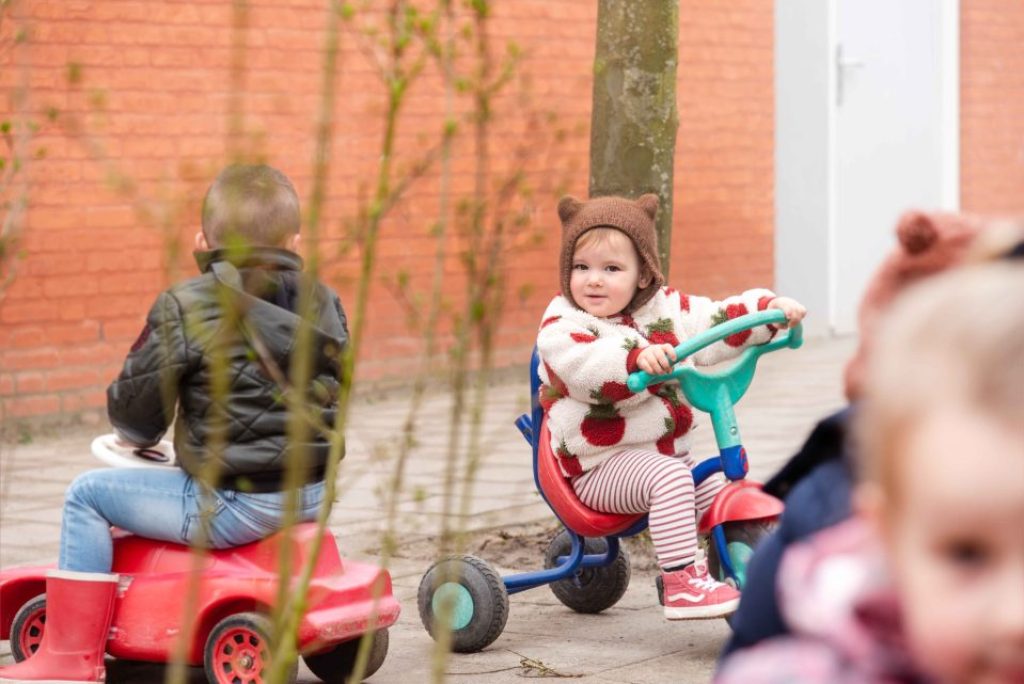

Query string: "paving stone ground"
[[0, 335, 856, 683]]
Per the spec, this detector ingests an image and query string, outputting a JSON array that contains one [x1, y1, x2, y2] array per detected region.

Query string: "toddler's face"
[[881, 407, 1024, 684], [570, 230, 645, 318]]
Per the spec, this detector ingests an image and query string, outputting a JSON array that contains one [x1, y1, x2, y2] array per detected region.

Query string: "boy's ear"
[[286, 233, 301, 252], [558, 196, 584, 224], [194, 231, 210, 251], [638, 269, 652, 289]]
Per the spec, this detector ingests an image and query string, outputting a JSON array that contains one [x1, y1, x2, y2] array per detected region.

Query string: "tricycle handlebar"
[[626, 310, 801, 394]]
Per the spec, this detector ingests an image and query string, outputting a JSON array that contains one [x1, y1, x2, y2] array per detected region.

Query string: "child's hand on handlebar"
[[768, 296, 807, 329], [637, 343, 678, 375]]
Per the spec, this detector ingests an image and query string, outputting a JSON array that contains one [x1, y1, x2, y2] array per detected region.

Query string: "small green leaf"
[[66, 61, 83, 85], [470, 299, 485, 322]]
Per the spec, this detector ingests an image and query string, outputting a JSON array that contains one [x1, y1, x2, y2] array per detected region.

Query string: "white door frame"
[[775, 0, 960, 336]]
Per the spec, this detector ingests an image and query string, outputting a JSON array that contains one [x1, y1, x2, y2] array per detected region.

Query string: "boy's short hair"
[[860, 263, 1024, 499], [201, 164, 300, 248]]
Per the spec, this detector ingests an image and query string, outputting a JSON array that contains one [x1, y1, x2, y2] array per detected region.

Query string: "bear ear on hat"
[[558, 196, 584, 224], [636, 193, 659, 220], [896, 210, 938, 255]]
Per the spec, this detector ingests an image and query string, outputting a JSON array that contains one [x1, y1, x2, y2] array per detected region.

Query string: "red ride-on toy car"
[[0, 437, 400, 684]]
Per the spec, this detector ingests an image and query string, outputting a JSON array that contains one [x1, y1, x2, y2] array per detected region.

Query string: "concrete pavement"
[[0, 335, 856, 683]]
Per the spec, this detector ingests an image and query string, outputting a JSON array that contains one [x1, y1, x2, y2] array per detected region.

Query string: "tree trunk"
[[589, 0, 679, 276]]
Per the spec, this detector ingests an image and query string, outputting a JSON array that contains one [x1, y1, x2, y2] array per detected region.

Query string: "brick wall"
[[961, 0, 1024, 213], [0, 1, 776, 423]]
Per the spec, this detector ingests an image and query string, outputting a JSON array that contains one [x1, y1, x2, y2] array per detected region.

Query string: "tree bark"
[[589, 0, 679, 276]]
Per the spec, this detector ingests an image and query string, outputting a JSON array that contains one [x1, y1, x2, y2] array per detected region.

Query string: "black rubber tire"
[[707, 519, 778, 590], [417, 555, 509, 654], [10, 594, 47, 662], [544, 530, 630, 614], [203, 611, 296, 684], [302, 628, 388, 683]]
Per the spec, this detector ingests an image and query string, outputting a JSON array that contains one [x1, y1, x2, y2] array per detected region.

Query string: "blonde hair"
[[859, 263, 1024, 499], [202, 164, 300, 248], [574, 226, 633, 253]]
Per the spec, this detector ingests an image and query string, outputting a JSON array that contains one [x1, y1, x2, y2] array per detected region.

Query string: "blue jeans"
[[59, 468, 326, 573]]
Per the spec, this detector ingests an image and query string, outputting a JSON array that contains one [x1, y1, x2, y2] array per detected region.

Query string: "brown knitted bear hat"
[[558, 193, 665, 313]]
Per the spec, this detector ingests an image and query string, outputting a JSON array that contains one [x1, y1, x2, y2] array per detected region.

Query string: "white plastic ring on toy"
[[91, 434, 177, 468]]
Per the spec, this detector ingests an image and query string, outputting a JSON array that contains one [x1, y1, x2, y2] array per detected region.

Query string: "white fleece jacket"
[[536, 286, 777, 477]]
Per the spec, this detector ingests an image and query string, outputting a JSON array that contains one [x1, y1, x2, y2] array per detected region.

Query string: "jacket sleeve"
[[106, 291, 190, 446], [537, 307, 647, 404], [675, 288, 778, 366], [332, 291, 350, 352]]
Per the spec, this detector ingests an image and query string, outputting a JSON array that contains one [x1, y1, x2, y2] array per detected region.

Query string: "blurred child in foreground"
[[716, 263, 1024, 684]]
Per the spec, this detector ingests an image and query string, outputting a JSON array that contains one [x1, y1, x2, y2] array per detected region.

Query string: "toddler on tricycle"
[[418, 193, 804, 652]]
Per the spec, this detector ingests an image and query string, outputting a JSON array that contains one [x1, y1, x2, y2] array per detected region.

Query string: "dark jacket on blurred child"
[[107, 247, 348, 492]]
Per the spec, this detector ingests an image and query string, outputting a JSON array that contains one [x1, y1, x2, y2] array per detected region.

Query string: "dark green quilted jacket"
[[107, 247, 348, 492]]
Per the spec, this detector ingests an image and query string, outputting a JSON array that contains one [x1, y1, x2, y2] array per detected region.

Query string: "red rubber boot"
[[0, 571, 118, 683]]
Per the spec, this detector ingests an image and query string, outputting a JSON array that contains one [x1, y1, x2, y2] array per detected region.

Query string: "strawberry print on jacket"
[[537, 285, 777, 477]]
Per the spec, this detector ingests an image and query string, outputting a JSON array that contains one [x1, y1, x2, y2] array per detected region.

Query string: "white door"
[[831, 0, 959, 333]]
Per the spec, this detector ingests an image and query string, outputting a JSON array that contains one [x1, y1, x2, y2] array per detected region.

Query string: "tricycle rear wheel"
[[417, 555, 509, 653], [203, 611, 296, 684], [10, 593, 46, 662], [302, 628, 388, 683], [544, 530, 630, 614]]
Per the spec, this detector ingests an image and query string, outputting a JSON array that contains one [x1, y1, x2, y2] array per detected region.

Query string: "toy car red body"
[[0, 523, 400, 683]]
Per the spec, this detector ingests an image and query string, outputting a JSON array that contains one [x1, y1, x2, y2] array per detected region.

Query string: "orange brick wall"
[[0, 1, 777, 423], [960, 0, 1024, 213]]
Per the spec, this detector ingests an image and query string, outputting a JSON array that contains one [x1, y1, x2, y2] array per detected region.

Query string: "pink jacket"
[[715, 519, 933, 684], [536, 285, 776, 477]]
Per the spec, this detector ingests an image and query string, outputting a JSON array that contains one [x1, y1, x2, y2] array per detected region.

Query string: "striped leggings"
[[572, 450, 727, 570]]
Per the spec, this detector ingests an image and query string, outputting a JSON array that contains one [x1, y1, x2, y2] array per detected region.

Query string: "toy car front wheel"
[[708, 518, 778, 590], [10, 594, 47, 662], [302, 629, 388, 683], [417, 555, 509, 653], [544, 530, 630, 614], [203, 612, 296, 684]]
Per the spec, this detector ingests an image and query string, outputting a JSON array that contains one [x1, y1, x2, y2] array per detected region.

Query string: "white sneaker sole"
[[663, 596, 740, 620]]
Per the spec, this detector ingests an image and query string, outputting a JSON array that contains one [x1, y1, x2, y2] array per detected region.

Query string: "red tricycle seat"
[[537, 420, 645, 538]]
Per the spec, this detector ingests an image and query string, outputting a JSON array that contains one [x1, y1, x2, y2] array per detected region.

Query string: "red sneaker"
[[660, 558, 740, 620]]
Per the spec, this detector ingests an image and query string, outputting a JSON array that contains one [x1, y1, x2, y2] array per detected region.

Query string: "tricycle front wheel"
[[708, 519, 777, 590]]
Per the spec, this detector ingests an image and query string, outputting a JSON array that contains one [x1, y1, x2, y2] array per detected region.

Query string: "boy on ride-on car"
[[0, 164, 348, 684], [536, 194, 805, 620]]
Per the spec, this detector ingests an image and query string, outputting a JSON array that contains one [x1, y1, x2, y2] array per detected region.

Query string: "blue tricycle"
[[417, 310, 802, 652]]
